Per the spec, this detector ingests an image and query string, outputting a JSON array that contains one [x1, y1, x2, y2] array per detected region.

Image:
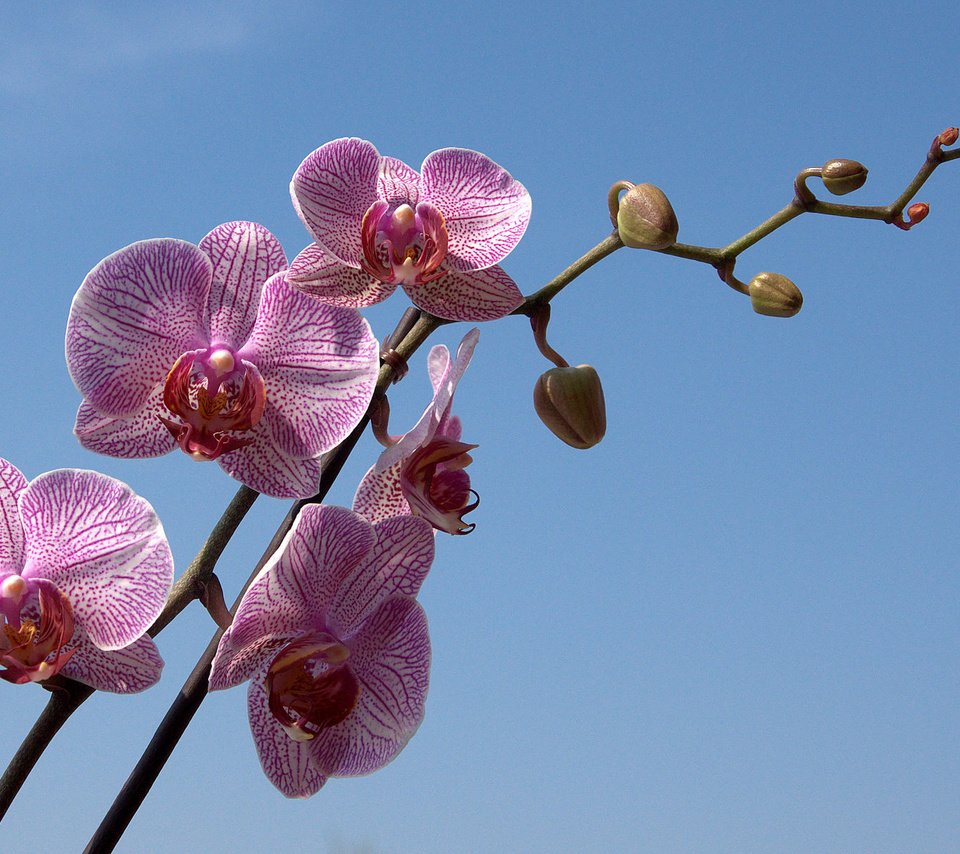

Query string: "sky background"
[[1, 3, 958, 852]]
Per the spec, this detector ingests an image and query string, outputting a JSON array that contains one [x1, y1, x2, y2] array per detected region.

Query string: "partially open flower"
[[747, 272, 804, 318], [614, 182, 679, 250], [534, 365, 606, 449], [821, 159, 868, 195]]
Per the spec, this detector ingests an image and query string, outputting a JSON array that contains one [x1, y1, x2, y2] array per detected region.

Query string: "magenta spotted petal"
[[67, 223, 379, 498], [209, 504, 434, 798], [0, 460, 172, 693], [289, 138, 529, 322]]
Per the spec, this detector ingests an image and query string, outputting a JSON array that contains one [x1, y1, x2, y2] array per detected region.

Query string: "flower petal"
[[0, 458, 27, 573], [352, 462, 410, 526], [200, 221, 288, 348], [73, 391, 175, 459], [247, 669, 328, 797], [310, 596, 429, 777], [62, 630, 164, 693], [403, 265, 523, 322], [291, 138, 380, 267], [239, 274, 379, 459], [19, 469, 173, 650], [419, 148, 531, 271], [66, 239, 211, 417], [288, 243, 398, 308], [330, 515, 434, 636], [377, 156, 420, 207]]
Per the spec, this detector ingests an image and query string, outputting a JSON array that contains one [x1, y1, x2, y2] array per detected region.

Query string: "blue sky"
[[1, 3, 958, 852]]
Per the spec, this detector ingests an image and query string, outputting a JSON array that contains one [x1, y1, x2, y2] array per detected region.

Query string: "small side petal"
[[288, 244, 398, 308], [311, 597, 430, 777], [0, 458, 27, 572], [352, 462, 410, 527], [62, 631, 164, 693], [420, 148, 531, 271], [201, 221, 288, 348], [377, 156, 420, 207], [291, 138, 380, 267], [66, 239, 211, 417], [404, 265, 523, 322], [19, 470, 173, 650], [74, 392, 175, 459]]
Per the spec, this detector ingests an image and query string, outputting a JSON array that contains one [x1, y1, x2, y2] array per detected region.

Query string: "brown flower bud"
[[533, 365, 606, 449], [906, 201, 929, 224], [748, 272, 803, 318], [616, 182, 679, 250], [821, 159, 868, 195], [939, 127, 958, 146]]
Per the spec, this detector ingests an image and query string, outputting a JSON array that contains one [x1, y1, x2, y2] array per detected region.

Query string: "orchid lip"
[[360, 200, 449, 287], [0, 579, 76, 685]]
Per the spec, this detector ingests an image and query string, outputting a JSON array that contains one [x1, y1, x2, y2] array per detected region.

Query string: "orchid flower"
[[288, 139, 530, 322], [354, 329, 479, 535], [66, 221, 380, 499], [209, 504, 434, 798], [0, 459, 172, 692]]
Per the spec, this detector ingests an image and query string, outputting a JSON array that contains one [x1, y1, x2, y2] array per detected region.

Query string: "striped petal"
[[73, 391, 175, 459], [403, 264, 523, 322], [352, 461, 410, 526], [288, 243, 398, 308], [377, 156, 420, 207], [420, 148, 531, 271], [62, 630, 164, 693], [0, 458, 27, 573], [66, 239, 211, 417]]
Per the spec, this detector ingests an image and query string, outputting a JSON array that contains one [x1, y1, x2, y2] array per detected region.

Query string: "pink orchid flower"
[[0, 459, 172, 692], [66, 221, 380, 499], [209, 504, 434, 798], [354, 329, 479, 535], [288, 139, 530, 322]]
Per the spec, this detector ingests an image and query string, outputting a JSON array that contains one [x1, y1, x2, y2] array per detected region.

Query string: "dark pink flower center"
[[0, 575, 76, 684], [159, 346, 266, 461], [400, 437, 479, 535], [360, 201, 448, 287], [265, 633, 360, 742]]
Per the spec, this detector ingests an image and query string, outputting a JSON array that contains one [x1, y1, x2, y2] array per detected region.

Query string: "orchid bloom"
[[66, 221, 380, 498], [209, 504, 434, 798], [354, 329, 479, 535], [0, 459, 172, 692], [288, 138, 530, 322]]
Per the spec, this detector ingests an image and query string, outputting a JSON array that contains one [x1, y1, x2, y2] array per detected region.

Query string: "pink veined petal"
[[66, 239, 211, 417], [377, 156, 420, 207], [200, 221, 288, 348], [290, 138, 381, 268], [247, 668, 328, 797], [330, 516, 434, 636], [18, 469, 173, 650], [403, 264, 523, 322], [209, 633, 290, 691], [0, 458, 27, 573], [310, 596, 430, 777], [239, 274, 379, 460], [419, 148, 532, 271], [352, 462, 411, 527], [212, 506, 375, 673], [73, 391, 175, 459], [426, 342, 452, 394], [61, 630, 164, 693], [288, 243, 398, 308]]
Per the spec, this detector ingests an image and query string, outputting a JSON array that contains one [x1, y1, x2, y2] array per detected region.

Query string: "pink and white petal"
[[330, 517, 434, 636], [377, 156, 420, 207], [240, 275, 379, 459], [0, 458, 27, 573], [214, 506, 375, 668], [404, 265, 523, 321], [209, 632, 289, 691], [19, 469, 173, 650], [248, 672, 328, 797], [290, 138, 381, 267], [66, 239, 211, 417], [419, 148, 532, 271], [288, 244, 398, 308], [426, 343, 452, 394], [200, 221, 288, 348], [311, 597, 429, 777], [62, 631, 164, 693], [74, 391, 175, 459], [352, 462, 410, 526]]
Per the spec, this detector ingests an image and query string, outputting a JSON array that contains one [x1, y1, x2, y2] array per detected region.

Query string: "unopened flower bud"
[[533, 365, 606, 449], [748, 272, 803, 318], [616, 182, 679, 250], [906, 201, 929, 224], [939, 127, 958, 146], [821, 159, 868, 195]]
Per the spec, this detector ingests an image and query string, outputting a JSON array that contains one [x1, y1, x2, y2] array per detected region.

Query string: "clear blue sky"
[[2, 3, 958, 852]]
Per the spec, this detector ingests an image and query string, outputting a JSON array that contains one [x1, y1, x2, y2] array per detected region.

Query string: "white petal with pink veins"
[[288, 243, 398, 308], [0, 458, 27, 572], [73, 391, 175, 459], [62, 631, 164, 693], [404, 264, 523, 322]]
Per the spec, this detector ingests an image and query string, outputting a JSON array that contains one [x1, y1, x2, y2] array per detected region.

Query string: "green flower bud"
[[533, 365, 606, 449], [821, 159, 868, 195], [616, 182, 679, 250], [748, 272, 803, 318]]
